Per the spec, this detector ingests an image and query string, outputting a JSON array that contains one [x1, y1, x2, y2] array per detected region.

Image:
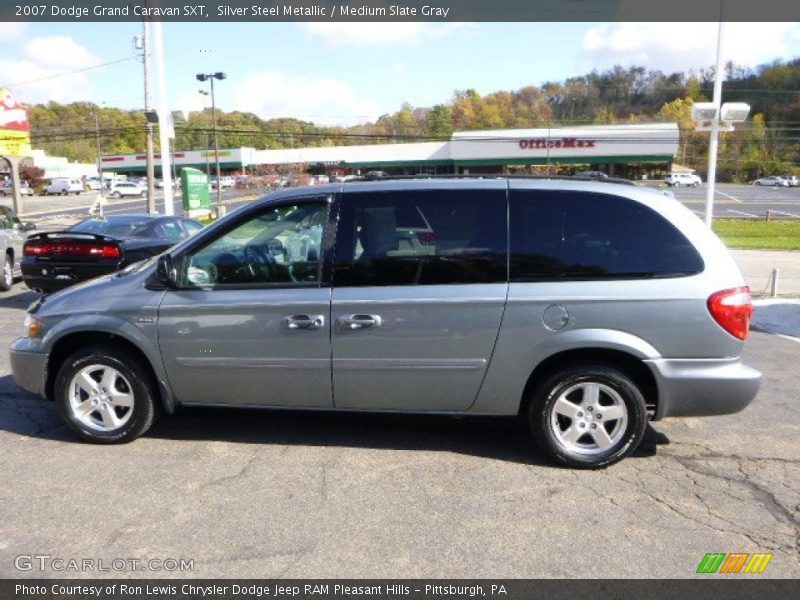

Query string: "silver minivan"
[[9, 178, 761, 468]]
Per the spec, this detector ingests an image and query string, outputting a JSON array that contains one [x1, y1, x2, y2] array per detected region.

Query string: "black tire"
[[527, 364, 647, 469], [54, 344, 159, 443], [111, 191, 121, 199], [1, 254, 13, 291]]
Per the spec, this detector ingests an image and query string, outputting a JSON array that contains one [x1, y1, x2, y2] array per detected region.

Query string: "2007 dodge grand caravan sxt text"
[[9, 178, 762, 468]]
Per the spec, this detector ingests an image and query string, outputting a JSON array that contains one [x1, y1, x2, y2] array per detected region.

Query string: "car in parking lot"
[[751, 176, 789, 187], [664, 172, 702, 187], [108, 181, 146, 198], [778, 174, 798, 187], [9, 178, 761, 468], [44, 178, 84, 195], [1, 205, 36, 291], [20, 214, 203, 294], [0, 180, 34, 197]]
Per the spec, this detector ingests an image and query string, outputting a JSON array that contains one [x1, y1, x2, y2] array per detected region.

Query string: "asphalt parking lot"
[[0, 285, 798, 579], [641, 182, 800, 219]]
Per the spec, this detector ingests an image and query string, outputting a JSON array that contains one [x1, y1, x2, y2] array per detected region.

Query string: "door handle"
[[338, 314, 382, 330], [282, 314, 325, 330]]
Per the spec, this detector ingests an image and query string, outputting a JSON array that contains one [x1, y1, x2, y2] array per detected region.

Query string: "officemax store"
[[100, 123, 679, 180]]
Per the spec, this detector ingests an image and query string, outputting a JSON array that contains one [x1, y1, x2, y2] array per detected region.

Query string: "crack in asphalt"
[[202, 448, 262, 488]]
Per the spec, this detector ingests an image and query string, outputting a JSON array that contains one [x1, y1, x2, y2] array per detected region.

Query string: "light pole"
[[198, 89, 211, 178], [196, 72, 226, 214], [93, 110, 105, 216]]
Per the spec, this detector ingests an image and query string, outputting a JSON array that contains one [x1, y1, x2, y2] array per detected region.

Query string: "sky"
[[1, 21, 799, 126]]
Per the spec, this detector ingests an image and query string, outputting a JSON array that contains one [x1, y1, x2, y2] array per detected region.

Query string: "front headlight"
[[22, 314, 41, 338]]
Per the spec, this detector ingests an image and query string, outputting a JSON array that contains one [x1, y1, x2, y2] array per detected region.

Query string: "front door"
[[330, 185, 509, 411], [158, 197, 333, 407]]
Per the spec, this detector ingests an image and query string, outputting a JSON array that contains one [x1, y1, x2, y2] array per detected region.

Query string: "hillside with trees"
[[25, 57, 800, 182]]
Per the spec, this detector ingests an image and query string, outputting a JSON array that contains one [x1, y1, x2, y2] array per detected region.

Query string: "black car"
[[22, 214, 203, 293]]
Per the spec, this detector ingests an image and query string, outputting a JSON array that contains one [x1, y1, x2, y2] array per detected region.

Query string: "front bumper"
[[646, 357, 762, 420], [9, 338, 49, 398]]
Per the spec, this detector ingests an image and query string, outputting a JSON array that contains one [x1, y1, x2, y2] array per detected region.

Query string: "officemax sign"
[[519, 138, 597, 149]]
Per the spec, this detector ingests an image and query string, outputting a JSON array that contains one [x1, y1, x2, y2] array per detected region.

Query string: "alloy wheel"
[[68, 365, 135, 432], [549, 381, 629, 456]]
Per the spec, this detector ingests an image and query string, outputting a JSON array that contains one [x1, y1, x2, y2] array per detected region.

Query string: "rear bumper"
[[646, 357, 762, 420], [9, 338, 49, 398], [21, 259, 120, 293]]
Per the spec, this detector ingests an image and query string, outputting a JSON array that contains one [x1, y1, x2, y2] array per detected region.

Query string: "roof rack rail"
[[347, 173, 636, 186]]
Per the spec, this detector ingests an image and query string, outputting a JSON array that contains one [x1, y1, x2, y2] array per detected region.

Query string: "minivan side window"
[[183, 200, 328, 287], [334, 190, 507, 286], [509, 190, 704, 280]]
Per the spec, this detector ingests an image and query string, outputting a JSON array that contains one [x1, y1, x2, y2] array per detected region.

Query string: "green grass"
[[713, 219, 800, 250]]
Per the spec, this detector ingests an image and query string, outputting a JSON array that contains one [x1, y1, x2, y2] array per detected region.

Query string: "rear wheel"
[[528, 364, 647, 469], [54, 345, 158, 443], [1, 254, 13, 291], [111, 191, 121, 199]]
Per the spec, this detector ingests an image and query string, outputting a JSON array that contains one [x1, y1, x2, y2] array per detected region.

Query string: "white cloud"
[[233, 71, 380, 126], [581, 23, 800, 74], [0, 36, 101, 103], [302, 22, 468, 47]]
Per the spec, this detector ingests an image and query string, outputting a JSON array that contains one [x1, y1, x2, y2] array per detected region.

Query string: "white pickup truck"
[[1, 205, 36, 291]]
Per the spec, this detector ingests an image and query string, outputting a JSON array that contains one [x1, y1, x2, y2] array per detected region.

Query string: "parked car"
[[1, 205, 36, 291], [574, 170, 609, 179], [751, 176, 789, 187], [0, 180, 34, 196], [10, 179, 761, 468], [85, 177, 103, 191], [108, 182, 146, 198], [778, 175, 798, 187], [21, 214, 203, 294], [44, 178, 84, 195], [664, 172, 702, 187]]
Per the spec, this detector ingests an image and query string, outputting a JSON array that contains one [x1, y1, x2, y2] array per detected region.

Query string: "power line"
[[0, 56, 138, 89]]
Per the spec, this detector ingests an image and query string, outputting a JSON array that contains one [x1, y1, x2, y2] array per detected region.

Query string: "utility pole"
[[153, 21, 174, 215], [704, 20, 725, 227], [143, 22, 156, 214]]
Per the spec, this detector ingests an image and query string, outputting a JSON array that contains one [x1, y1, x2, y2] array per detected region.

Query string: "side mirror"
[[155, 254, 178, 288]]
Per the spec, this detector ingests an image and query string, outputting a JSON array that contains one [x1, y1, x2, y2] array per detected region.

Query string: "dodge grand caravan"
[[9, 178, 761, 468]]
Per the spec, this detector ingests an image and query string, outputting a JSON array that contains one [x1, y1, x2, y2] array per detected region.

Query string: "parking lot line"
[[716, 189, 742, 203], [768, 210, 800, 219], [727, 209, 759, 218]]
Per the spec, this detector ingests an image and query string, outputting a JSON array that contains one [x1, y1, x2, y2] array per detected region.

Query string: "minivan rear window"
[[509, 190, 704, 280]]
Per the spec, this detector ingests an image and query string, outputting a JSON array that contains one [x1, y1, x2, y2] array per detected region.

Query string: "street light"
[[196, 71, 226, 214], [198, 89, 211, 179]]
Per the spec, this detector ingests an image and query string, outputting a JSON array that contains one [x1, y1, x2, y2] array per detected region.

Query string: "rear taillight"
[[707, 286, 753, 340], [24, 242, 121, 259]]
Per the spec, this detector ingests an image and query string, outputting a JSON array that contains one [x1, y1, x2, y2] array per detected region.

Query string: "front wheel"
[[528, 364, 647, 469], [111, 191, 121, 199], [54, 345, 158, 443]]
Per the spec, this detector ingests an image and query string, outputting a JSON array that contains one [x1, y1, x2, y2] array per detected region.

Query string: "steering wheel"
[[241, 244, 275, 280]]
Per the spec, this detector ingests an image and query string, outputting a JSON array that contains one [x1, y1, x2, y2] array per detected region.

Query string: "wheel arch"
[[45, 330, 177, 414], [518, 347, 658, 418]]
